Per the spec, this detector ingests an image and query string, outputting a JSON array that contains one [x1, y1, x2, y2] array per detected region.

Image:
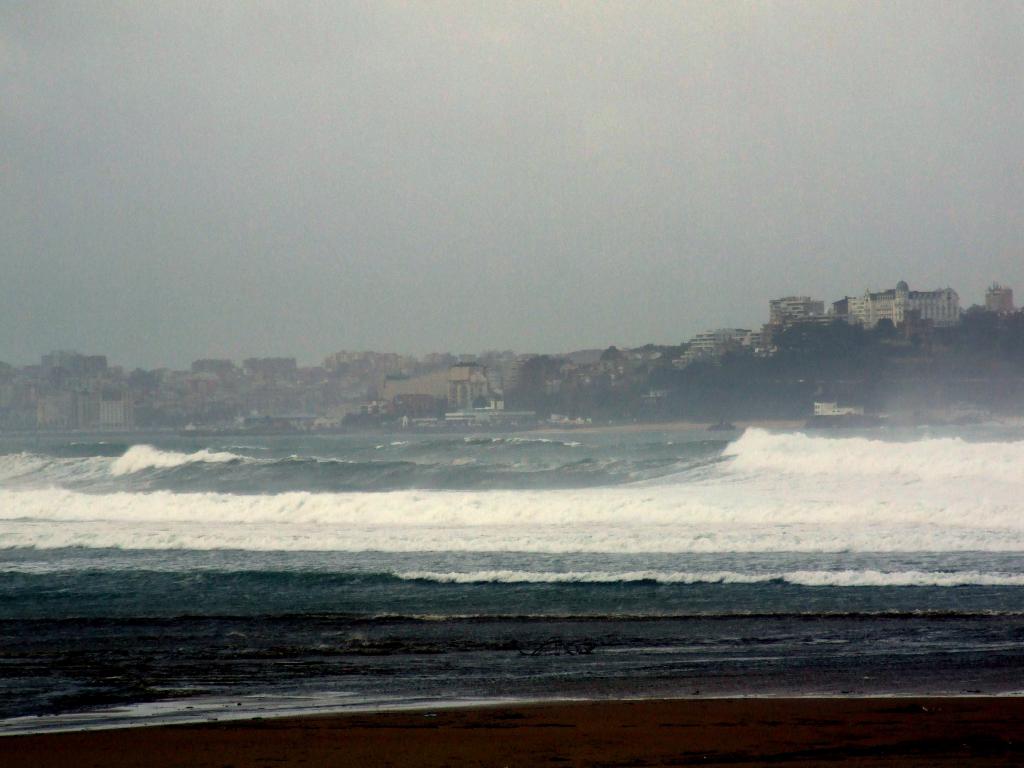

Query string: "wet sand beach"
[[4, 697, 1024, 767]]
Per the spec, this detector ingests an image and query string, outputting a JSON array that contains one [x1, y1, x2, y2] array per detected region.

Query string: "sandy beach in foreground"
[[4, 697, 1023, 767]]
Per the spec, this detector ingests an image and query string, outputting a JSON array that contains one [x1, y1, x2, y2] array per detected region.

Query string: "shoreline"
[[0, 694, 529, 738], [4, 696, 1024, 766], [9, 690, 1024, 738]]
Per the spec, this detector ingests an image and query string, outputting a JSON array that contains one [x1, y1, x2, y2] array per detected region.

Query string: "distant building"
[[381, 370, 449, 400], [985, 283, 1014, 314], [243, 357, 298, 380], [36, 392, 74, 429], [98, 389, 134, 429], [832, 281, 959, 328], [496, 356, 526, 394], [392, 393, 443, 419], [44, 388, 135, 430], [813, 401, 864, 417], [444, 399, 536, 428], [683, 329, 755, 363], [422, 352, 457, 369], [41, 351, 107, 377], [447, 363, 491, 410], [768, 296, 825, 327], [323, 351, 412, 375], [191, 359, 236, 377], [74, 391, 100, 429]]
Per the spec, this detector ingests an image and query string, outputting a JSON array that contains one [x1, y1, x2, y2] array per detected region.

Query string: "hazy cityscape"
[[4, 3, 1024, 764], [4, 279, 1021, 433]]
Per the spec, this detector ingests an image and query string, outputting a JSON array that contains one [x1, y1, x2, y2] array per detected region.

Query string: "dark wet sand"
[[4, 697, 1024, 767]]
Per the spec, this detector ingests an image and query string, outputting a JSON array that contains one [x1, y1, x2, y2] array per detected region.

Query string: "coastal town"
[[4, 280, 1021, 433]]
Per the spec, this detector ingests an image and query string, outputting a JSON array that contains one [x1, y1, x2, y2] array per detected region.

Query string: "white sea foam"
[[2, 477, 1023, 552], [109, 445, 243, 476], [723, 428, 1024, 483], [5, 429, 1024, 553], [396, 569, 1024, 586]]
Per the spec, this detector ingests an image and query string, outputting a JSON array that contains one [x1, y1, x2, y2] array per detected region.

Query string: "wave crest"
[[3, 485, 1024, 552], [109, 445, 243, 476], [725, 428, 1024, 482]]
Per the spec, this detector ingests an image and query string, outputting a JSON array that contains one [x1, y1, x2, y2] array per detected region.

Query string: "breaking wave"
[[0, 452, 109, 486], [2, 478, 1023, 552], [0, 453, 54, 483], [4, 428, 1024, 553], [724, 428, 1024, 483], [1, 445, 696, 493], [109, 445, 244, 476]]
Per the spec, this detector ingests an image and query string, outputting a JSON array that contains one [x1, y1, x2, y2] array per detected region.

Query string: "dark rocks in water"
[[706, 420, 737, 432]]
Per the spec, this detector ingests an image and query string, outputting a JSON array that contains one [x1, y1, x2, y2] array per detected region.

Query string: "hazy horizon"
[[4, 1, 1022, 369]]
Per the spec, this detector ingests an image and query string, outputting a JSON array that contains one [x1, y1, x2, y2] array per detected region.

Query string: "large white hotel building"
[[832, 281, 960, 328]]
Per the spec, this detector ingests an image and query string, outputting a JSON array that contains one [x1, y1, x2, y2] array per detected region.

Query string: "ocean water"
[[2, 426, 1024, 732]]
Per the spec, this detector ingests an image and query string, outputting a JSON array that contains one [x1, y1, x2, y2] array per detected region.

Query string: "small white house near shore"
[[813, 401, 865, 417]]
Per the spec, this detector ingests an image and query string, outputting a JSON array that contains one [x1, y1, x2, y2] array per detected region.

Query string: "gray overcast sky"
[[2, 1, 1022, 369]]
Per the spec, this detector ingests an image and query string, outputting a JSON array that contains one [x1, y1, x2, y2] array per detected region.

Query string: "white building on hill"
[[832, 281, 959, 328], [768, 296, 825, 327]]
